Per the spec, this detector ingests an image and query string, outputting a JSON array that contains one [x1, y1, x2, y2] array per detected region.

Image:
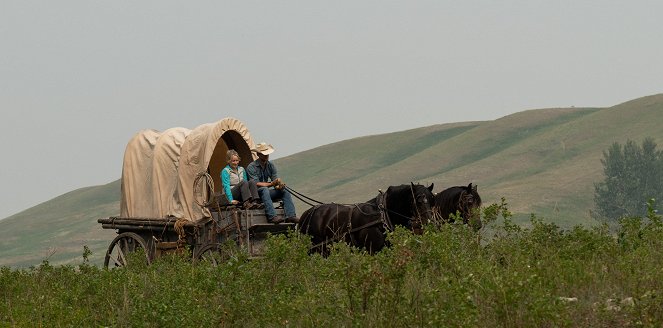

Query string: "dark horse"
[[298, 183, 434, 256], [432, 183, 482, 230]]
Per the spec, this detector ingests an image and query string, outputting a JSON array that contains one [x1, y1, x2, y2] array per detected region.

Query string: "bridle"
[[457, 190, 477, 223]]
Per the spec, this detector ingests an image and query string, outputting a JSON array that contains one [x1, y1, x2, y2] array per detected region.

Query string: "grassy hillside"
[[1, 93, 662, 268], [0, 181, 119, 267]]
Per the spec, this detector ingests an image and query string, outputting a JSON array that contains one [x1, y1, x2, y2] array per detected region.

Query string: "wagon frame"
[[97, 117, 293, 268], [98, 206, 293, 268]]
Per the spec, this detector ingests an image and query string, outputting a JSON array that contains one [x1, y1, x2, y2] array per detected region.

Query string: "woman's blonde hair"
[[226, 149, 240, 162]]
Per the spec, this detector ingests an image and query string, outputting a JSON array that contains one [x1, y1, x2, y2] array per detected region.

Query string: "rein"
[[284, 185, 325, 207], [284, 184, 431, 230]]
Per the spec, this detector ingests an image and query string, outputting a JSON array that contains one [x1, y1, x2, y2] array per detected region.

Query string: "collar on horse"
[[344, 189, 395, 234], [408, 184, 428, 234], [376, 189, 395, 232]]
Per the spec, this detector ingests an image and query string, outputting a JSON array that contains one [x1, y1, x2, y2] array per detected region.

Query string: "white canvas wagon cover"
[[120, 117, 257, 221]]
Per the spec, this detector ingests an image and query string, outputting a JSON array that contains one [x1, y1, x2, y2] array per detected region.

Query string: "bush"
[[2, 202, 663, 326]]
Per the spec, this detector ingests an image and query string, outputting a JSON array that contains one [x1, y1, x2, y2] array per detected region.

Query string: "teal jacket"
[[221, 165, 248, 202]]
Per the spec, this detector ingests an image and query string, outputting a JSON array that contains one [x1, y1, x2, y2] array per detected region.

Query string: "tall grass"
[[2, 202, 662, 327]]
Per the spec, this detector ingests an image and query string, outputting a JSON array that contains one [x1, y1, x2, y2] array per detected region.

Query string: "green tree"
[[594, 138, 663, 221]]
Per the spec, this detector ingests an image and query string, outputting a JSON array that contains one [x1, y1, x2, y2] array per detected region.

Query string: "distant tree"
[[594, 138, 663, 221]]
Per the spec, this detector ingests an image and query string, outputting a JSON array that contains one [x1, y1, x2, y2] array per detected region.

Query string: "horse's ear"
[[472, 184, 478, 192], [467, 183, 473, 190], [427, 183, 434, 192]]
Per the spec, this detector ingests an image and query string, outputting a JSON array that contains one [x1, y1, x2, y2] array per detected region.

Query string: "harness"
[[307, 190, 393, 251], [307, 185, 431, 251], [409, 184, 432, 234]]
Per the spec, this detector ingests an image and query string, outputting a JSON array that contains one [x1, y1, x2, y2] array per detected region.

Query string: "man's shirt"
[[246, 159, 278, 183]]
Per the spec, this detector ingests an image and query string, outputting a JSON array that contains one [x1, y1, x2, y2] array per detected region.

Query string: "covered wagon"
[[98, 118, 293, 268]]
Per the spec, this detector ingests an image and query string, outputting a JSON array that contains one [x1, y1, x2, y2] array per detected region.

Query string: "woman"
[[221, 149, 261, 209]]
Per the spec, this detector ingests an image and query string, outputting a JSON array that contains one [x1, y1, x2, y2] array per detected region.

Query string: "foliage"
[[3, 202, 663, 327], [594, 138, 663, 222]]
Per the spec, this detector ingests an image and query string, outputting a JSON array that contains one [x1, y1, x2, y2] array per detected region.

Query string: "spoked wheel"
[[104, 232, 152, 269], [193, 243, 221, 266]]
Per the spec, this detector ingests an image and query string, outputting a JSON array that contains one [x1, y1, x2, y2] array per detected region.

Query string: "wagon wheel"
[[193, 243, 221, 266], [104, 232, 152, 269]]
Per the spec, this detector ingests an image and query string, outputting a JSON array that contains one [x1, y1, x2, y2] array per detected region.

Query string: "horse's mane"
[[365, 183, 432, 202]]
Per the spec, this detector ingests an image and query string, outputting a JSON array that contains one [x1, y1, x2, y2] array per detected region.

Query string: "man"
[[246, 142, 298, 224]]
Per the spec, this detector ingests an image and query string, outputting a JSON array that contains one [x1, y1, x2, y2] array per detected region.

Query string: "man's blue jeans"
[[257, 187, 297, 219]]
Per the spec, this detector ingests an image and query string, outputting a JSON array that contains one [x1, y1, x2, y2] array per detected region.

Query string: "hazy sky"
[[1, 1, 662, 219]]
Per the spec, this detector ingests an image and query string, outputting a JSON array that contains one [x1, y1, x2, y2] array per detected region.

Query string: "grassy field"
[[1, 93, 662, 268], [2, 203, 662, 327]]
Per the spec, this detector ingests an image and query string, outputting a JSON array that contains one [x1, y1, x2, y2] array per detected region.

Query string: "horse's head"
[[380, 183, 434, 233], [409, 182, 435, 233], [433, 183, 483, 230], [460, 183, 482, 230]]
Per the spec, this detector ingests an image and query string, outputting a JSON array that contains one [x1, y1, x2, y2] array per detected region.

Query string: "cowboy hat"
[[253, 142, 275, 155]]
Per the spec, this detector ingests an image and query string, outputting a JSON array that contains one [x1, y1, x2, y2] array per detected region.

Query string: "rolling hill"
[[1, 93, 662, 268]]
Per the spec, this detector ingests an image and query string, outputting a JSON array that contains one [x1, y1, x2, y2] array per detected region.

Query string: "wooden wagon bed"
[[98, 207, 293, 268]]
